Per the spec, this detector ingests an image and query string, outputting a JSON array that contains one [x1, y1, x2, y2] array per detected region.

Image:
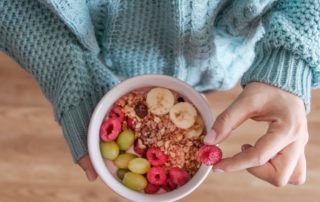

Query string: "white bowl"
[[88, 74, 214, 202]]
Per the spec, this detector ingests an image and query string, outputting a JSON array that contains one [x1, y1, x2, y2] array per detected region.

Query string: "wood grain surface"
[[0, 52, 319, 202]]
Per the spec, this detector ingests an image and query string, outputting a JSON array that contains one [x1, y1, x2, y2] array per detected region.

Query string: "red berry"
[[109, 106, 125, 123], [162, 178, 177, 191], [100, 119, 122, 141], [169, 167, 190, 187], [144, 183, 160, 194], [146, 167, 167, 186], [126, 117, 136, 130], [197, 145, 222, 165], [146, 147, 168, 166], [134, 138, 147, 156]]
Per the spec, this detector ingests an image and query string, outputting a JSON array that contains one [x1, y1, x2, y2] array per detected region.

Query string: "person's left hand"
[[78, 154, 98, 181], [205, 82, 309, 186]]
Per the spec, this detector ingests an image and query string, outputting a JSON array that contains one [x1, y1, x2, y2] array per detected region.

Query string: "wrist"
[[241, 47, 312, 112], [59, 93, 102, 162]]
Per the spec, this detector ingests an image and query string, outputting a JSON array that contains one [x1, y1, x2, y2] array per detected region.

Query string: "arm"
[[0, 0, 119, 165], [207, 0, 319, 186], [241, 0, 320, 111]]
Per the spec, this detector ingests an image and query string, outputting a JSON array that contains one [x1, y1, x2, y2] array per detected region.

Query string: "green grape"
[[116, 129, 135, 150], [100, 141, 119, 160], [122, 172, 147, 191], [113, 153, 136, 169], [116, 169, 129, 180], [128, 158, 151, 174]]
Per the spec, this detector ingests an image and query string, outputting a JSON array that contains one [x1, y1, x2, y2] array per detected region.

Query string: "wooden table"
[[0, 52, 319, 202]]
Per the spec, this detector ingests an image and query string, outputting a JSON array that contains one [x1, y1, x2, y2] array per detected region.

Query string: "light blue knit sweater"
[[0, 0, 319, 162]]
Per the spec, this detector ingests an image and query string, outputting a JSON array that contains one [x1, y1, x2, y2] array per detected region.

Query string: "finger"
[[78, 154, 98, 181], [289, 152, 307, 185], [212, 97, 257, 144], [213, 125, 294, 172], [246, 140, 301, 187]]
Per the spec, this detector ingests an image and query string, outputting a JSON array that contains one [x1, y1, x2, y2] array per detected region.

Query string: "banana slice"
[[185, 115, 204, 138], [146, 87, 175, 115], [169, 102, 197, 129]]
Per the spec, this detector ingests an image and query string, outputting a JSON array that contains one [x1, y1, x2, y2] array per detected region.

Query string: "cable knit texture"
[[1, 0, 319, 162]]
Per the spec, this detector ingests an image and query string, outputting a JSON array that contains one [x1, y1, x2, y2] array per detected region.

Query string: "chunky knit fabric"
[[1, 0, 319, 162]]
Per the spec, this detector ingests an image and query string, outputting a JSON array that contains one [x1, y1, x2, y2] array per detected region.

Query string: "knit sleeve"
[[0, 0, 119, 161], [241, 0, 320, 112]]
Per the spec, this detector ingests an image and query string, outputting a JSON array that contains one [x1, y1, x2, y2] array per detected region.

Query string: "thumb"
[[211, 97, 255, 144], [78, 154, 98, 182]]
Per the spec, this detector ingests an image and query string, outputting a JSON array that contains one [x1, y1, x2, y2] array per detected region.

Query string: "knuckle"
[[254, 151, 270, 166], [271, 177, 288, 187], [290, 172, 306, 185]]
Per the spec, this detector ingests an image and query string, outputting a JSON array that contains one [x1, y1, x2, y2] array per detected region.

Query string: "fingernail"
[[204, 130, 217, 145], [85, 169, 95, 181], [212, 168, 224, 173]]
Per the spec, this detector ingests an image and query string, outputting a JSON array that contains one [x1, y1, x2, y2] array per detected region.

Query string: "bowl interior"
[[88, 75, 214, 202]]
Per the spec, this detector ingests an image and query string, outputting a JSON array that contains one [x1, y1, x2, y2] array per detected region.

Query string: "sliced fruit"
[[100, 119, 122, 141], [108, 106, 125, 123], [197, 145, 222, 165], [144, 183, 160, 194], [113, 153, 136, 169], [146, 147, 168, 166], [122, 172, 147, 191], [134, 102, 148, 118], [162, 178, 177, 191], [100, 141, 119, 160], [146, 167, 167, 186], [134, 138, 147, 156], [116, 129, 135, 150], [169, 167, 190, 186], [146, 87, 175, 115], [128, 158, 151, 174], [185, 115, 204, 139], [169, 102, 197, 129], [117, 169, 129, 180]]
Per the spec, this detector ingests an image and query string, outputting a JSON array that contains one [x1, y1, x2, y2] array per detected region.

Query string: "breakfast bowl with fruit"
[[88, 75, 222, 202]]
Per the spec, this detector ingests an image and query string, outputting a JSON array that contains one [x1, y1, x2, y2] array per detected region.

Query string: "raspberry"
[[144, 183, 160, 194], [109, 106, 125, 123], [146, 167, 167, 186], [146, 147, 168, 166], [126, 117, 136, 130], [100, 119, 122, 142], [134, 138, 147, 156], [169, 167, 190, 186], [162, 178, 177, 191], [197, 145, 222, 165]]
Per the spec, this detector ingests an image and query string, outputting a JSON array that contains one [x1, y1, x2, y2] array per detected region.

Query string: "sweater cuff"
[[59, 93, 101, 162], [241, 47, 312, 112]]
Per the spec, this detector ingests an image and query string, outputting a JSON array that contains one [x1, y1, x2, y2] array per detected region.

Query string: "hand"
[[78, 154, 98, 181], [205, 82, 309, 186]]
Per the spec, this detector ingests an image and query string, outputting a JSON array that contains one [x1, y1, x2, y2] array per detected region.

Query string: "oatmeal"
[[99, 87, 208, 193]]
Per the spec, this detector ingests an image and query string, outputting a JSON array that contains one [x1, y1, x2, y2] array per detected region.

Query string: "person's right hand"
[[205, 82, 309, 186]]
